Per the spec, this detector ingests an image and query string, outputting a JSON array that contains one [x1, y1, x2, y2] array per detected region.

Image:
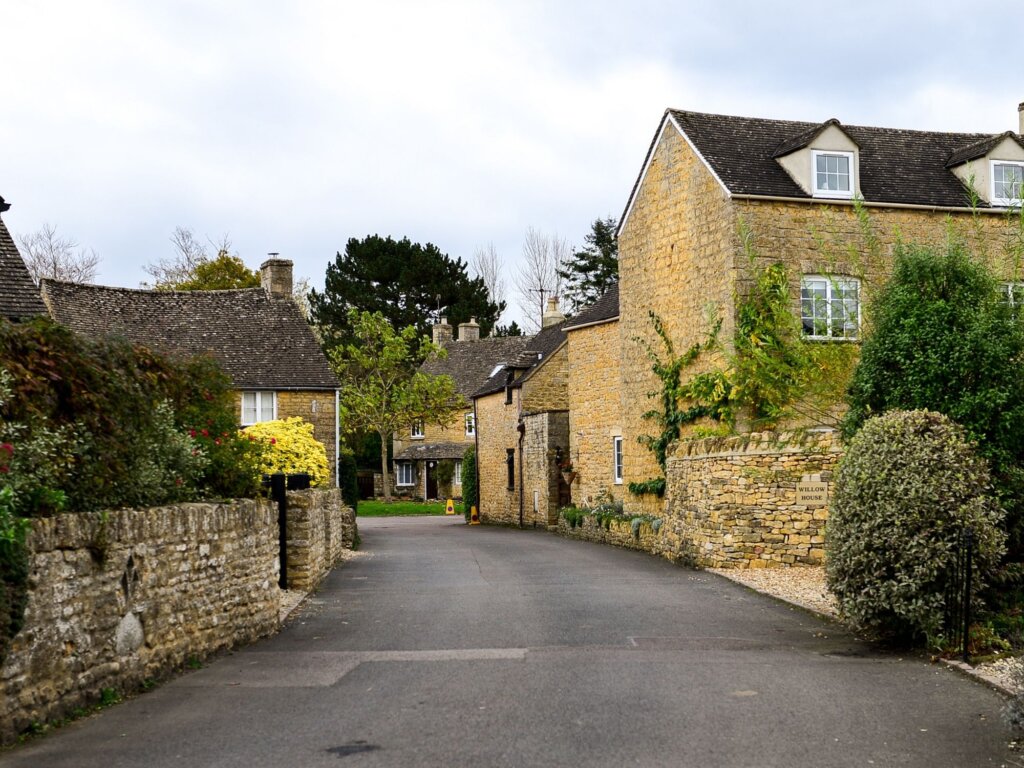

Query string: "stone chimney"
[[458, 317, 480, 341], [1019, 102, 1023, 135], [260, 258, 293, 299], [432, 316, 453, 346], [542, 296, 565, 328]]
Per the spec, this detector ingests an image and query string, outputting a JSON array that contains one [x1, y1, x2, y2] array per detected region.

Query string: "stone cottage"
[[0, 196, 47, 323], [609, 103, 1024, 566], [473, 299, 568, 527], [390, 317, 529, 499], [40, 259, 343, 485]]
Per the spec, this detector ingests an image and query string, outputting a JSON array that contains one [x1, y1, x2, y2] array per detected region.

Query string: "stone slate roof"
[[472, 321, 568, 399], [393, 441, 468, 461], [0, 200, 47, 321], [420, 335, 531, 399], [562, 283, 619, 331], [40, 281, 339, 390], [623, 109, 1024, 216]]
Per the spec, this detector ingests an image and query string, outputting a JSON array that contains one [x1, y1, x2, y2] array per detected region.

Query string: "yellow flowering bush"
[[243, 417, 329, 487]]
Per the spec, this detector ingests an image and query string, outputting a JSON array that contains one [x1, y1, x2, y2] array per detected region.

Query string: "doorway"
[[425, 461, 438, 499]]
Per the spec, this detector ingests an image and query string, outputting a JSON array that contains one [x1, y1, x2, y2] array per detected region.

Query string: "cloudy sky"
[[2, 1, 1021, 326]]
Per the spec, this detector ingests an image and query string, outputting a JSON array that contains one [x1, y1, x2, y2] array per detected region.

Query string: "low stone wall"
[[284, 488, 357, 591], [556, 515, 664, 555], [663, 431, 841, 568], [1, 500, 281, 743]]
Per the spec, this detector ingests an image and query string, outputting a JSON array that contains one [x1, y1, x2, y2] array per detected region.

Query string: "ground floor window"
[[800, 275, 860, 340], [241, 391, 276, 425], [396, 461, 415, 486], [506, 449, 515, 489], [454, 459, 462, 485], [613, 436, 623, 484]]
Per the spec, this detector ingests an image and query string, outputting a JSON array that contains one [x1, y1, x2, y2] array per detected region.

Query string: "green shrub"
[[338, 448, 359, 513], [461, 446, 477, 521], [827, 410, 1006, 642], [843, 241, 1024, 557]]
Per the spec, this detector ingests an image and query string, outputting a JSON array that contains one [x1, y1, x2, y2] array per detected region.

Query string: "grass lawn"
[[357, 499, 465, 517]]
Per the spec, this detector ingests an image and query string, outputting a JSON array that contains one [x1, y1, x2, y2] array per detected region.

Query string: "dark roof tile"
[[472, 321, 568, 399], [563, 283, 619, 330], [0, 208, 47, 322], [40, 281, 338, 390], [393, 442, 468, 461], [420, 336, 530, 399]]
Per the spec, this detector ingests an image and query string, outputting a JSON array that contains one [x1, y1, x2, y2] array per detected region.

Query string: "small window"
[[992, 162, 1024, 207], [241, 391, 276, 425], [396, 462, 415, 486], [465, 413, 475, 436], [613, 436, 624, 485], [811, 150, 854, 199], [454, 460, 462, 486], [506, 449, 515, 490], [801, 276, 860, 340], [411, 420, 424, 438]]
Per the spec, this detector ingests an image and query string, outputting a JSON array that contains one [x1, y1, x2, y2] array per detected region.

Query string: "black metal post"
[[271, 473, 287, 589], [962, 527, 974, 664]]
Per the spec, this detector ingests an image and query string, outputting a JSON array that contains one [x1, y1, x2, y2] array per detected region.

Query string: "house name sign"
[[796, 482, 828, 506]]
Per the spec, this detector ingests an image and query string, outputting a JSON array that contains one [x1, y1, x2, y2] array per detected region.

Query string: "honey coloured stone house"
[[609, 103, 1024, 567], [40, 259, 343, 485], [390, 317, 530, 499], [0, 196, 48, 323], [473, 301, 569, 528]]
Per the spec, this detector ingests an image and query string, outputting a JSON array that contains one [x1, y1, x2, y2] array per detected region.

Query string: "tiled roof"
[[623, 109, 1023, 215], [563, 283, 619, 331], [472, 321, 568, 399], [771, 118, 855, 158], [0, 203, 47, 321], [420, 335, 531, 399], [945, 131, 1024, 168], [40, 281, 339, 390], [393, 441, 468, 461]]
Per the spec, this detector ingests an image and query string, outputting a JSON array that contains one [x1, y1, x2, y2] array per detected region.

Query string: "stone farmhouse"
[[390, 317, 529, 499], [40, 259, 343, 485], [472, 301, 568, 527], [466, 103, 1024, 568], [0, 197, 47, 323]]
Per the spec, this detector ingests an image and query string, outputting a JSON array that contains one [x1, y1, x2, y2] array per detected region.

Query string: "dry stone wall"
[[556, 515, 663, 555], [663, 431, 841, 568], [285, 488, 356, 591], [0, 500, 281, 743]]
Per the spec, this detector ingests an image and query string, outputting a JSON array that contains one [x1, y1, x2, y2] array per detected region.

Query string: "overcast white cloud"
[[1, 0, 1020, 326]]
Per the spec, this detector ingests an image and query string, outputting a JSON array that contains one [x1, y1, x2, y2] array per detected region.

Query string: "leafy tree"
[[493, 321, 523, 337], [165, 251, 260, 291], [331, 310, 461, 502], [311, 236, 504, 350], [843, 241, 1024, 557], [558, 217, 618, 314]]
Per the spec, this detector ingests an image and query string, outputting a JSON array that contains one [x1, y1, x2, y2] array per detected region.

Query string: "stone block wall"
[[284, 488, 356, 591], [520, 411, 569, 528], [556, 514, 663, 555], [1, 500, 281, 743], [520, 343, 569, 414], [276, 390, 338, 486], [566, 318, 622, 506], [475, 390, 522, 526], [663, 431, 842, 568]]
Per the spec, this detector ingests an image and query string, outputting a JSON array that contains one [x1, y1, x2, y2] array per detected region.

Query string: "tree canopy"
[[557, 217, 618, 314], [311, 235, 504, 349], [163, 251, 261, 291], [330, 309, 461, 502]]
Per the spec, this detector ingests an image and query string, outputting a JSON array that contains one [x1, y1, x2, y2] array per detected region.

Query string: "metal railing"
[[943, 527, 975, 663]]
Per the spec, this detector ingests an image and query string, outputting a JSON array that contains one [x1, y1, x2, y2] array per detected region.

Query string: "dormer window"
[[992, 161, 1024, 206], [812, 150, 854, 199]]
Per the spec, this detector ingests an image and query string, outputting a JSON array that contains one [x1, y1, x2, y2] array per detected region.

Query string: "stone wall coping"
[[668, 430, 842, 460]]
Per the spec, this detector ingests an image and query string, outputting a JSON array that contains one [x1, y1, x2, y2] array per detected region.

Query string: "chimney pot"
[[260, 258, 293, 299], [542, 296, 565, 328], [1019, 101, 1024, 135], [432, 316, 453, 346], [458, 317, 480, 342]]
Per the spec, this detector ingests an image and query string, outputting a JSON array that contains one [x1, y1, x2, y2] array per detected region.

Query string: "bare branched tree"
[[513, 227, 570, 333], [143, 226, 234, 288], [470, 242, 506, 312], [17, 223, 100, 284]]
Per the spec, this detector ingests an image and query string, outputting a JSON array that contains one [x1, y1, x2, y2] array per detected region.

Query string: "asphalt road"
[[3, 516, 1019, 767]]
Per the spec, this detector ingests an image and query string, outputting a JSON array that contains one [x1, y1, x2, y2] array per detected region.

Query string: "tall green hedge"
[[461, 445, 477, 521]]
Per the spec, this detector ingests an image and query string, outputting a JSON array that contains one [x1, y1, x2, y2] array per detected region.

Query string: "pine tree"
[[557, 217, 618, 313]]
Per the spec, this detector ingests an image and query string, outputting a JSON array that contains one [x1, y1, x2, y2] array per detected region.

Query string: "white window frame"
[[613, 436, 624, 485], [811, 150, 855, 199], [396, 462, 415, 487], [991, 161, 1024, 207], [465, 413, 475, 437], [241, 391, 277, 426], [454, 460, 462, 486], [411, 420, 425, 439], [801, 276, 861, 341]]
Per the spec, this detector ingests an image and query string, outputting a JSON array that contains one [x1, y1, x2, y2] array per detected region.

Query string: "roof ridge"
[[41, 280, 267, 297]]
